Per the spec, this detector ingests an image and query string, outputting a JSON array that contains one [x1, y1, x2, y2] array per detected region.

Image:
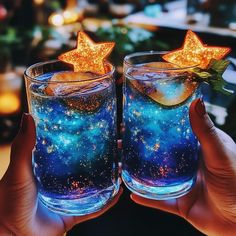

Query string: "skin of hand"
[[0, 114, 123, 236], [131, 98, 236, 236]]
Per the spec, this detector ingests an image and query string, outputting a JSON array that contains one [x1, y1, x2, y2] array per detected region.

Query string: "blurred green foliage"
[[96, 24, 169, 67]]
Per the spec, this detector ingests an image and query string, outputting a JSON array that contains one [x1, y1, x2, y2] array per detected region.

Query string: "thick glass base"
[[39, 183, 120, 216], [122, 171, 196, 200]]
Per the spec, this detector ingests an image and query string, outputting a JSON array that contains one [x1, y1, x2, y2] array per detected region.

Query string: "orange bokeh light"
[[163, 30, 230, 69], [58, 31, 115, 75], [0, 93, 20, 115]]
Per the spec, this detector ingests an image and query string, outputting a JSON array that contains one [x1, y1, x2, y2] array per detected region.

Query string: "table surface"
[[0, 144, 11, 179], [125, 1, 236, 38]]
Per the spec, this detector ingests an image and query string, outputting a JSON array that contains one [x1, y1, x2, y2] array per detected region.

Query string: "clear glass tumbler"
[[122, 51, 200, 200], [24, 60, 119, 215]]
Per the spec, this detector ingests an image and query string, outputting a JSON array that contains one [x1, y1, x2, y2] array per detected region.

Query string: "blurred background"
[[0, 0, 236, 235]]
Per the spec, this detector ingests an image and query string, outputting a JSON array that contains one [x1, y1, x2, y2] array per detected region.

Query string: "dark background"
[[68, 188, 204, 236]]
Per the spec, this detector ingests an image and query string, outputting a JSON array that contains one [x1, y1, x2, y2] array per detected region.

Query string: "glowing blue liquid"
[[30, 72, 119, 215], [122, 71, 199, 199]]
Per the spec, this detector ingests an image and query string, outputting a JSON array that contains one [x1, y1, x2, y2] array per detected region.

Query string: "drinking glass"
[[24, 60, 119, 215], [122, 51, 200, 200]]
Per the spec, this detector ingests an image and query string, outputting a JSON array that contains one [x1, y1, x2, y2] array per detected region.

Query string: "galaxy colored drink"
[[24, 60, 119, 215], [122, 52, 200, 200]]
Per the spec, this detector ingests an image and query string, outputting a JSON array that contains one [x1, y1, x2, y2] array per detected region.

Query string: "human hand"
[[0, 114, 123, 236], [131, 98, 236, 236]]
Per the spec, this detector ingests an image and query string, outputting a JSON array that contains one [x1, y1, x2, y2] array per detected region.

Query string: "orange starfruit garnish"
[[163, 30, 230, 69], [58, 31, 115, 75]]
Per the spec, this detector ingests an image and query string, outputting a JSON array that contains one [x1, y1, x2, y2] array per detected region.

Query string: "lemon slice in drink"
[[45, 71, 96, 96], [129, 62, 198, 107], [45, 71, 109, 113]]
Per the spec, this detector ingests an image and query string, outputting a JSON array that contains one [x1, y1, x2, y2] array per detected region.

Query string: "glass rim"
[[124, 51, 199, 71], [24, 59, 115, 84]]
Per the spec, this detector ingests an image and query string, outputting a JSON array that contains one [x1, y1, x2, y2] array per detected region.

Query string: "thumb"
[[0, 114, 37, 220], [3, 113, 36, 184], [189, 98, 234, 171]]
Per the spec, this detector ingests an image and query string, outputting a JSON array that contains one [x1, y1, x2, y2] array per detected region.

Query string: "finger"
[[3, 113, 36, 183], [189, 98, 234, 170], [130, 171, 204, 219], [63, 187, 123, 230]]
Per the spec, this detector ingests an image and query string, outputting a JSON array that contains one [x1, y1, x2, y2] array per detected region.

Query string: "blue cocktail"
[[24, 60, 119, 215], [122, 52, 200, 200]]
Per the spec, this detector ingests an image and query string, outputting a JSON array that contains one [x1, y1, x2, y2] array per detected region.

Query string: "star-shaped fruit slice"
[[163, 30, 230, 69], [58, 31, 115, 74]]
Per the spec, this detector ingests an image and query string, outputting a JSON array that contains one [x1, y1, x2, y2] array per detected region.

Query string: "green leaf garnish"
[[192, 69, 212, 79], [208, 59, 230, 74], [193, 59, 233, 95]]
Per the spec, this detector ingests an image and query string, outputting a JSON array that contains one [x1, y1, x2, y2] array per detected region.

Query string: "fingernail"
[[195, 98, 206, 117], [20, 113, 30, 133]]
